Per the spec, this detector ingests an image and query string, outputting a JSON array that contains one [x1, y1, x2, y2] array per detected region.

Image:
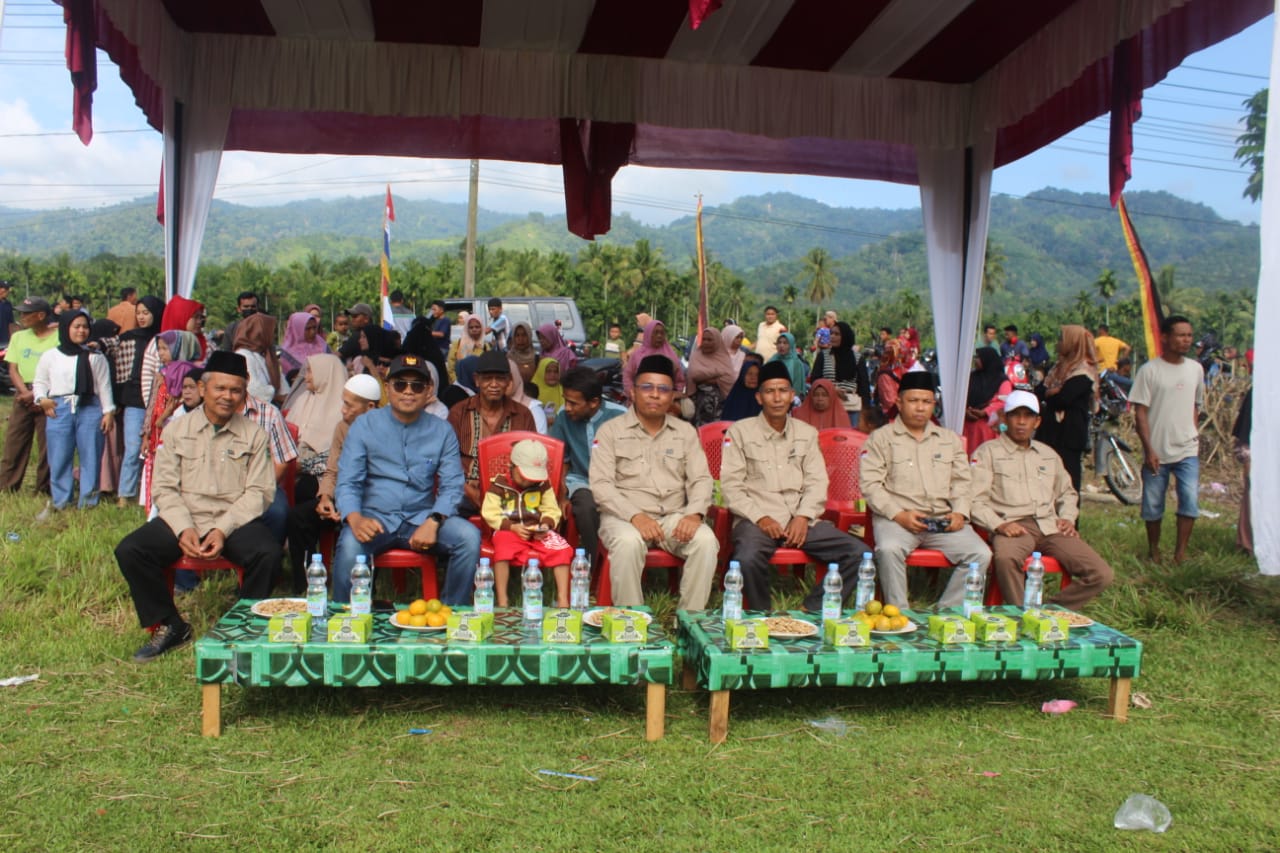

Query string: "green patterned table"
[[196, 602, 676, 739], [677, 607, 1143, 743]]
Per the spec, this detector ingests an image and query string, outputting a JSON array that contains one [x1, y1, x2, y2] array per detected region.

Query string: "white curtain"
[[916, 134, 996, 434], [1249, 8, 1279, 575], [162, 97, 229, 300]]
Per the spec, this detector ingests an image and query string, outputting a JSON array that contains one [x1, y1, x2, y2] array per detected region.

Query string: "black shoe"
[[132, 621, 193, 663]]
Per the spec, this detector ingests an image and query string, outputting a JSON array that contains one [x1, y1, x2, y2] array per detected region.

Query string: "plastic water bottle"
[[854, 552, 877, 611], [350, 554, 372, 616], [722, 560, 744, 620], [963, 561, 985, 618], [306, 553, 328, 617], [474, 557, 494, 614], [522, 558, 544, 622], [569, 548, 591, 610], [821, 563, 843, 621], [1024, 551, 1045, 609]]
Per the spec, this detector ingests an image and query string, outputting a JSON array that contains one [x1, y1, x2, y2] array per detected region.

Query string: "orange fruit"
[[409, 613, 429, 627], [891, 615, 909, 630], [395, 611, 413, 625], [425, 611, 446, 627], [874, 615, 893, 631], [865, 600, 883, 616], [408, 599, 429, 616], [438, 605, 452, 620], [882, 604, 900, 618], [425, 598, 443, 614]]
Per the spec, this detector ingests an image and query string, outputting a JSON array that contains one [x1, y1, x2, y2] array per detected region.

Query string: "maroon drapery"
[[62, 0, 97, 145], [560, 119, 635, 240], [1108, 34, 1143, 207]]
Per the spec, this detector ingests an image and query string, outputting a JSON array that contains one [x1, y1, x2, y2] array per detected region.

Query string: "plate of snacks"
[[583, 608, 651, 628], [763, 616, 819, 639], [250, 598, 308, 618]]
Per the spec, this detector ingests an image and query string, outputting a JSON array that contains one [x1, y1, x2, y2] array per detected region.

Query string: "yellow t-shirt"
[[1094, 335, 1129, 371]]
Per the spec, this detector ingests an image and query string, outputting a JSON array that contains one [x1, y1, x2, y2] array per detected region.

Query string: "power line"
[[0, 128, 152, 138], [1179, 64, 1269, 81], [1048, 143, 1246, 175], [1145, 95, 1248, 113]]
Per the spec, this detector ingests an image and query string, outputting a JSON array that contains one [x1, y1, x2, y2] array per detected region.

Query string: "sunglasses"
[[391, 379, 429, 394], [636, 383, 673, 394]]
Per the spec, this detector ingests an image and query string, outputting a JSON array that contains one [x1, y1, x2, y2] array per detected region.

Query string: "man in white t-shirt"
[[1130, 315, 1204, 563], [754, 305, 787, 361]]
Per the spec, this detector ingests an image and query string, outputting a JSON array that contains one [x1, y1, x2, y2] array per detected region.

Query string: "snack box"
[[824, 617, 871, 647], [724, 618, 770, 650], [326, 613, 372, 643], [267, 612, 311, 643], [447, 610, 494, 642], [1021, 609, 1070, 644], [542, 609, 584, 643], [601, 610, 648, 643], [971, 612, 1019, 643], [927, 614, 975, 644]]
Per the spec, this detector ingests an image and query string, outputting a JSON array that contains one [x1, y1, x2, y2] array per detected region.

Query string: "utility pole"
[[464, 159, 479, 298]]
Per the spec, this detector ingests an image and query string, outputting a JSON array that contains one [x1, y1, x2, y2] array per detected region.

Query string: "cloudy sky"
[[0, 8, 1271, 227]]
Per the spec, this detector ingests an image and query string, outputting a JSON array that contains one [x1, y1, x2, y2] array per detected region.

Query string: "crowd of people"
[[0, 283, 1242, 662]]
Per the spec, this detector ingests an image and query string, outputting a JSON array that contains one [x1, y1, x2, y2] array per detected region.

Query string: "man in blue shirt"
[[429, 299, 452, 360], [549, 366, 625, 567], [334, 353, 480, 604]]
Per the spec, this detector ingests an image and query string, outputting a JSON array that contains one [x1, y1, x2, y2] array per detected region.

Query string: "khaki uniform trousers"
[[598, 511, 719, 611], [990, 516, 1113, 609]]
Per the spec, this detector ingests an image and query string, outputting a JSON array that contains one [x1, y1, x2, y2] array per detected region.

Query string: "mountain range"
[[0, 187, 1258, 311]]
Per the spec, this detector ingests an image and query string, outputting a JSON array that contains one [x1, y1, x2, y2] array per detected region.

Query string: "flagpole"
[[695, 194, 708, 344]]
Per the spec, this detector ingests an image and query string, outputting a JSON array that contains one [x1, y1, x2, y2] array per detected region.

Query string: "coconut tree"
[[1094, 268, 1118, 325], [799, 247, 837, 324], [1235, 88, 1266, 202]]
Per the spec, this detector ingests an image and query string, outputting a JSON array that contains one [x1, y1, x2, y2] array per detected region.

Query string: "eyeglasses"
[[391, 379, 429, 394], [636, 383, 673, 394]]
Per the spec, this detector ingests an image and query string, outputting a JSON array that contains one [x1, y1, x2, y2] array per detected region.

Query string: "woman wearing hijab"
[[808, 321, 870, 429], [721, 324, 747, 375], [686, 327, 736, 426], [234, 312, 288, 404], [876, 337, 908, 421], [280, 311, 330, 378], [536, 322, 578, 376], [767, 331, 808, 400], [623, 319, 686, 400], [1035, 325, 1099, 490], [422, 361, 450, 420], [533, 357, 565, 414], [507, 357, 548, 433], [86, 319, 126, 496], [791, 379, 847, 430], [283, 354, 347, 485], [720, 361, 764, 422], [508, 322, 540, 386], [448, 313, 489, 382], [32, 311, 116, 513], [160, 294, 208, 358], [962, 347, 1012, 455], [113, 295, 164, 505]]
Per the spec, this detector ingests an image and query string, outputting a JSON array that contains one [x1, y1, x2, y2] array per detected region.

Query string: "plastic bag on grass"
[[1114, 794, 1172, 833]]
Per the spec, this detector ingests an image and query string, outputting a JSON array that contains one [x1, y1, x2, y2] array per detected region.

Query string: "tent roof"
[[62, 0, 1268, 236]]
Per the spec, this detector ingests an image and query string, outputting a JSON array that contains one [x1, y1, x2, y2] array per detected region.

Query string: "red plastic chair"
[[164, 557, 245, 596], [372, 549, 440, 600]]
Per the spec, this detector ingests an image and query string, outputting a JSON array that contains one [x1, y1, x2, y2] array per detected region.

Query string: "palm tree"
[[1235, 88, 1266, 202], [782, 284, 799, 330], [500, 249, 548, 296], [799, 247, 837, 324], [1094, 268, 1118, 325]]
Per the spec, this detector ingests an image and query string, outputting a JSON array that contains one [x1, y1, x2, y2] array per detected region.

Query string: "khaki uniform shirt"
[[969, 434, 1078, 535], [589, 409, 713, 520], [860, 418, 971, 520], [721, 414, 827, 526], [152, 407, 275, 538]]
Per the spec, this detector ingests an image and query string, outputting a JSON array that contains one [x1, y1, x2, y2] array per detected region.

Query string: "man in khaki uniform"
[[721, 362, 863, 611], [114, 351, 279, 662], [859, 371, 990, 608], [590, 355, 718, 610], [971, 390, 1113, 608]]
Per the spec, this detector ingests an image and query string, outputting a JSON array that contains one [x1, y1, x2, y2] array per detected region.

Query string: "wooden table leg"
[[645, 682, 666, 741], [709, 690, 730, 744], [1106, 677, 1131, 722], [682, 660, 697, 691], [201, 684, 222, 737]]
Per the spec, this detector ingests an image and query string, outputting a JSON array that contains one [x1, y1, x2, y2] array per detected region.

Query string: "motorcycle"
[[1091, 370, 1143, 505], [580, 357, 626, 406]]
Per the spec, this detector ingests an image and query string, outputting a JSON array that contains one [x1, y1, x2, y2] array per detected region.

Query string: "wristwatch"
[[428, 512, 445, 526]]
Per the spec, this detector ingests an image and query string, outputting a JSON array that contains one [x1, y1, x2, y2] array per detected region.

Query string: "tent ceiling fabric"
[[64, 0, 1268, 182]]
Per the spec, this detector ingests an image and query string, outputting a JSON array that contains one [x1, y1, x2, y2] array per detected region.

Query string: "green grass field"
[[2, 397, 1279, 850]]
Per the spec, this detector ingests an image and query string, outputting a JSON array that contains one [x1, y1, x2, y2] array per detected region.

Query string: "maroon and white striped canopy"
[[61, 0, 1268, 233]]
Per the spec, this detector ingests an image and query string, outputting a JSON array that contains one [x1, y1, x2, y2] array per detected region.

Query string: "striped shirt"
[[240, 398, 299, 464]]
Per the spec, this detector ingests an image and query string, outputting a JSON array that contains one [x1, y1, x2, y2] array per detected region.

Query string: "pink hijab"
[[535, 322, 578, 375], [623, 319, 686, 397], [721, 324, 746, 374], [281, 311, 329, 371], [686, 327, 736, 396]]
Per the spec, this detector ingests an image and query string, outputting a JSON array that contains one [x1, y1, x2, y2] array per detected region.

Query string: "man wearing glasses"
[[333, 354, 480, 605], [447, 350, 535, 514], [590, 355, 718, 610]]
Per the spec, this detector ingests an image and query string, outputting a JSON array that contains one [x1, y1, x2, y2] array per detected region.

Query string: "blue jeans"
[[332, 516, 480, 605], [1140, 455, 1200, 521], [46, 397, 105, 509], [117, 406, 146, 499]]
